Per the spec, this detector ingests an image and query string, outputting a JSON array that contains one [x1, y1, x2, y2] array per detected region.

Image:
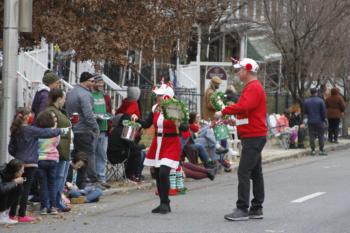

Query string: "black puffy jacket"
[[0, 166, 17, 195]]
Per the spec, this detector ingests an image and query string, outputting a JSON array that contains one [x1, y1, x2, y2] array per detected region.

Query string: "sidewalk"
[[103, 139, 350, 196]]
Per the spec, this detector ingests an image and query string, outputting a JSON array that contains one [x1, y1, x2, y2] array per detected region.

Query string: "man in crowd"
[[203, 76, 222, 121], [215, 58, 267, 221], [91, 75, 111, 189], [66, 72, 100, 189], [304, 88, 327, 155]]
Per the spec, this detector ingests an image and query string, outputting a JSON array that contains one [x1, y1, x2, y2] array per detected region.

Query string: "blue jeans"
[[55, 160, 70, 209], [38, 160, 58, 209], [95, 132, 108, 182], [191, 143, 210, 163], [136, 150, 146, 177], [68, 187, 103, 203]]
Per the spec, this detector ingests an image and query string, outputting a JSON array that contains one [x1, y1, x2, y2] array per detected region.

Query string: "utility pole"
[[0, 0, 19, 164]]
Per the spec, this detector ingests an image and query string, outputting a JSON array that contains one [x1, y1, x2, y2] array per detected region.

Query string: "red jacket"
[[222, 80, 267, 138], [116, 98, 141, 117]]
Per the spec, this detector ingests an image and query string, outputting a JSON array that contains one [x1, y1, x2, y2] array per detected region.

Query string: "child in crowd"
[[65, 152, 103, 204], [36, 111, 65, 215], [8, 109, 63, 223], [288, 104, 306, 148], [0, 159, 25, 225]]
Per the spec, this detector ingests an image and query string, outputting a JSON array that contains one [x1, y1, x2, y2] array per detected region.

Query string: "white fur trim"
[[143, 158, 179, 169], [152, 104, 158, 113], [154, 113, 164, 161]]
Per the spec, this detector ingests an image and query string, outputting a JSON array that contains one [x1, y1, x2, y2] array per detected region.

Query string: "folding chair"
[[106, 148, 130, 182], [267, 114, 291, 150]]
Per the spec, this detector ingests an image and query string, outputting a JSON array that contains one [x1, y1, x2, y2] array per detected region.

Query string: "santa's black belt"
[[156, 133, 179, 137]]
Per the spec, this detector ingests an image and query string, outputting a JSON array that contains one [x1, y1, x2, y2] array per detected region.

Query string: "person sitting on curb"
[[65, 152, 103, 204], [0, 159, 25, 225], [181, 161, 217, 181]]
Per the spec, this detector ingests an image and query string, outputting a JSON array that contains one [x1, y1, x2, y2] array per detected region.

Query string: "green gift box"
[[213, 124, 229, 141]]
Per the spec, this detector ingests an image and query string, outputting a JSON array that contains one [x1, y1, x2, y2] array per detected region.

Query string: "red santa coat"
[[143, 106, 181, 169]]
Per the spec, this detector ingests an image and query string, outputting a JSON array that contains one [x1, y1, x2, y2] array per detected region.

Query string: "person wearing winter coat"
[[203, 76, 223, 121], [44, 88, 72, 212], [0, 159, 25, 225], [65, 72, 100, 189], [31, 70, 60, 121], [116, 86, 141, 118], [325, 88, 346, 143], [108, 87, 144, 182]]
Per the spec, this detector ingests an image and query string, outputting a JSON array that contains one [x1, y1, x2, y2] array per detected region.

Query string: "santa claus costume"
[[140, 84, 181, 214]]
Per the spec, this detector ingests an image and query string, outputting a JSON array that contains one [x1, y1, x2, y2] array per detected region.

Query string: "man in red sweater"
[[215, 58, 267, 221]]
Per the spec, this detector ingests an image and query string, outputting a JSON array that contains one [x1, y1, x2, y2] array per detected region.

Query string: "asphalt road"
[[3, 148, 350, 233]]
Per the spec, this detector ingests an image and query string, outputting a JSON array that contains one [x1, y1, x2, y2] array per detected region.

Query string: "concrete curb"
[[262, 141, 350, 165], [103, 181, 154, 196]]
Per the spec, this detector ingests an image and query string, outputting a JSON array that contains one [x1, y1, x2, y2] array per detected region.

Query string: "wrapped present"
[[176, 167, 186, 195], [213, 123, 229, 141]]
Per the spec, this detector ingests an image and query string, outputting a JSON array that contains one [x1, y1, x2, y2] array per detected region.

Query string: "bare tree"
[[262, 0, 350, 104]]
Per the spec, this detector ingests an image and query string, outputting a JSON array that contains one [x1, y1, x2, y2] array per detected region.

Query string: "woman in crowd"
[[8, 109, 63, 222], [325, 88, 346, 143], [109, 86, 145, 182], [134, 84, 181, 214], [0, 159, 25, 225], [44, 88, 72, 212]]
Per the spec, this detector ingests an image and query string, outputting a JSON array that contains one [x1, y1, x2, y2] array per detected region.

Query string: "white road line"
[[291, 192, 326, 203]]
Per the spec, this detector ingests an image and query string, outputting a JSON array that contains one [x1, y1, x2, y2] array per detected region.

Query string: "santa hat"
[[152, 82, 174, 99]]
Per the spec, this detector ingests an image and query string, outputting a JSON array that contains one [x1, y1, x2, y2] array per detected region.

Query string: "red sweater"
[[222, 80, 267, 138]]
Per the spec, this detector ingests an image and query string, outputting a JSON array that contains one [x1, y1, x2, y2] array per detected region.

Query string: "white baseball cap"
[[233, 58, 259, 73]]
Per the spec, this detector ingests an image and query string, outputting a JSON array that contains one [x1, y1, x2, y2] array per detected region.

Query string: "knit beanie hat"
[[42, 71, 60, 86], [80, 72, 94, 83], [127, 86, 141, 100], [94, 75, 103, 82]]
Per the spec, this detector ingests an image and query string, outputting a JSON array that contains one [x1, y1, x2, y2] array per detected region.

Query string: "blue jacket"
[[9, 126, 61, 165], [303, 96, 326, 124]]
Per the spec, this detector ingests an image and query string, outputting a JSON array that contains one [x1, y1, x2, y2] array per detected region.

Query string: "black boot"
[[207, 169, 216, 181], [152, 203, 171, 214], [216, 146, 228, 154]]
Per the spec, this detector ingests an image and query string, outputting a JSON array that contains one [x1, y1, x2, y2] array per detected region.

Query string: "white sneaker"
[[0, 210, 18, 225]]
